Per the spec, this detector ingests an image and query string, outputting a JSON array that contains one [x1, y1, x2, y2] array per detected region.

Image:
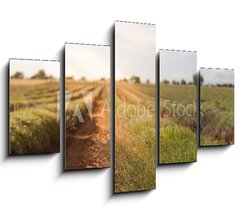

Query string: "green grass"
[[160, 84, 196, 105], [10, 108, 60, 154], [115, 82, 156, 193], [159, 118, 196, 164], [115, 119, 155, 192], [160, 84, 197, 164], [200, 86, 234, 146], [9, 80, 60, 154], [65, 82, 104, 131]]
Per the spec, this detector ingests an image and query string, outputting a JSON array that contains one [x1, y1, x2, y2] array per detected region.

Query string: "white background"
[[0, 0, 240, 216]]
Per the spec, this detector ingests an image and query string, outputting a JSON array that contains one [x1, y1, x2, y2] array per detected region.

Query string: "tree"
[[172, 80, 177, 85], [123, 78, 128, 82], [66, 76, 74, 80], [30, 70, 48, 79], [193, 73, 204, 86], [216, 83, 234, 88], [181, 79, 186, 85], [130, 75, 141, 84], [146, 79, 150, 84], [10, 71, 24, 79], [80, 76, 86, 81], [163, 79, 169, 85]]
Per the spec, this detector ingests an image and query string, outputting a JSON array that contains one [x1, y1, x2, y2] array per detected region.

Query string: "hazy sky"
[[160, 50, 197, 83], [115, 22, 156, 83], [10, 59, 60, 78], [65, 44, 110, 80], [201, 68, 234, 85]]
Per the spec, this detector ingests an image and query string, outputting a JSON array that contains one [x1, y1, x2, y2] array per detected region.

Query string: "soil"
[[66, 87, 110, 170]]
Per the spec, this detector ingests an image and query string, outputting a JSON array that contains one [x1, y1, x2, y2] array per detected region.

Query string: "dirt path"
[[66, 87, 110, 170]]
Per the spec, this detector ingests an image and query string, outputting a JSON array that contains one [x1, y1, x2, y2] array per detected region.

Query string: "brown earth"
[[66, 87, 110, 170]]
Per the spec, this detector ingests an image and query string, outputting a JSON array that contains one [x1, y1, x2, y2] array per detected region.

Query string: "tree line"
[[162, 74, 233, 87], [119, 76, 150, 84], [161, 74, 201, 86], [11, 70, 55, 80]]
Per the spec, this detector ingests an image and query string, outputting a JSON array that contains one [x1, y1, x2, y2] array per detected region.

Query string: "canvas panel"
[[9, 59, 60, 155], [159, 50, 197, 164], [65, 43, 110, 170], [199, 68, 234, 146], [114, 21, 156, 193]]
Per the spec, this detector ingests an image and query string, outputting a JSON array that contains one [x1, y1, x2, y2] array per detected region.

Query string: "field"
[[200, 86, 234, 146], [115, 82, 156, 193], [159, 84, 197, 164], [65, 80, 110, 170], [9, 79, 60, 154]]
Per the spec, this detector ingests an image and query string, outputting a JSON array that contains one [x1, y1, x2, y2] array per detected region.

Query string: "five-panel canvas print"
[[7, 20, 235, 193]]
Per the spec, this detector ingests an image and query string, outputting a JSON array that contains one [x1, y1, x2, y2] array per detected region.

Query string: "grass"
[[160, 118, 196, 164], [10, 109, 59, 154], [115, 82, 156, 193], [9, 79, 60, 154], [65, 81, 105, 131], [200, 86, 234, 146], [159, 84, 197, 164]]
